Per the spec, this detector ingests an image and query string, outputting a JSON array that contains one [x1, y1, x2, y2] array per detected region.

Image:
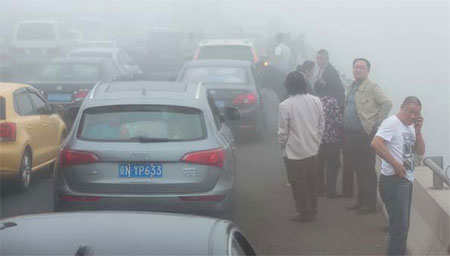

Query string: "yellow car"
[[0, 83, 66, 191]]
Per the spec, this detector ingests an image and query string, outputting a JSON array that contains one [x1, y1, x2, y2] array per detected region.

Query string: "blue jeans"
[[379, 174, 413, 256]]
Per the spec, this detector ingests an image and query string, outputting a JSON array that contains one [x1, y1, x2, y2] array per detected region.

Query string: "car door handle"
[[27, 124, 32, 129], [43, 122, 48, 127]]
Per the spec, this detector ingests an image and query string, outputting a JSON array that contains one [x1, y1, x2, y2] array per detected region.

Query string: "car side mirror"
[[224, 107, 240, 121]]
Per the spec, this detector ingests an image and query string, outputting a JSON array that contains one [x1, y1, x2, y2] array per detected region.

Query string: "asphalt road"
[[0, 88, 387, 255]]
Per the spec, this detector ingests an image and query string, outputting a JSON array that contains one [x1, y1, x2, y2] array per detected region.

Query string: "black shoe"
[[346, 204, 363, 210], [325, 193, 342, 199], [355, 207, 377, 215], [290, 214, 315, 222]]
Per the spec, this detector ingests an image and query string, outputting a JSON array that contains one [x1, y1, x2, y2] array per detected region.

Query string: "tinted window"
[[182, 67, 248, 84], [15, 92, 34, 116], [17, 23, 56, 40], [198, 45, 254, 62], [69, 52, 112, 59], [78, 105, 207, 142], [37, 63, 100, 81], [28, 92, 49, 115]]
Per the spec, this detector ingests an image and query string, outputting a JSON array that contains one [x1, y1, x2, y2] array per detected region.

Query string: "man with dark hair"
[[278, 71, 325, 222], [315, 49, 345, 108], [371, 96, 425, 255], [343, 58, 392, 214]]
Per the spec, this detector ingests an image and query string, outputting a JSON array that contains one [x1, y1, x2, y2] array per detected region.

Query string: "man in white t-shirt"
[[371, 96, 425, 256], [273, 33, 292, 74]]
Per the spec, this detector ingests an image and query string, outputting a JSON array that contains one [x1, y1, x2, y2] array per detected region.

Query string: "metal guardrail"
[[423, 156, 450, 189]]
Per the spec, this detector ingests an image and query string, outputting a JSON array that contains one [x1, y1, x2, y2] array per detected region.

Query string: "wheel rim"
[[21, 154, 31, 187]]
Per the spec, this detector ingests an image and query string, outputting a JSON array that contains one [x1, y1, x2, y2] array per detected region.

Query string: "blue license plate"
[[215, 100, 225, 108], [118, 163, 163, 178], [47, 93, 72, 102]]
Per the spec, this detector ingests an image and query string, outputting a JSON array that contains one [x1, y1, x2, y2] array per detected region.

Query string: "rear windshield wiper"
[[127, 136, 170, 143]]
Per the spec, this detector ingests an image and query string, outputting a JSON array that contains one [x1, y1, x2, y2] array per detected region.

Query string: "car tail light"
[[74, 89, 89, 100], [193, 49, 200, 60], [251, 48, 259, 63], [60, 148, 100, 168], [178, 195, 226, 202], [0, 122, 16, 142], [181, 148, 225, 168], [233, 93, 257, 105], [59, 195, 101, 202]]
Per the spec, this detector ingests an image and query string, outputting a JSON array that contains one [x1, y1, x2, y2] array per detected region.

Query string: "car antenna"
[[142, 88, 147, 96], [75, 244, 93, 256]]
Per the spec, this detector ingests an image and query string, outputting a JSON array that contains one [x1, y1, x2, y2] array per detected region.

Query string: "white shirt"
[[274, 43, 291, 73], [376, 115, 416, 182], [278, 94, 325, 160]]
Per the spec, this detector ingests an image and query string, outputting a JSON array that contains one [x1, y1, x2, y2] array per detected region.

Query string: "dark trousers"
[[317, 143, 341, 196], [379, 174, 413, 256], [343, 131, 377, 208], [285, 156, 318, 217]]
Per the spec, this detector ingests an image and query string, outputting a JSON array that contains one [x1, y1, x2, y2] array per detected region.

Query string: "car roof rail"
[[88, 80, 102, 100], [195, 81, 203, 100]]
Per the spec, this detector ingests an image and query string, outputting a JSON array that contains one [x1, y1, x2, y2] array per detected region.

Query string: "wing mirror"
[[223, 107, 240, 121]]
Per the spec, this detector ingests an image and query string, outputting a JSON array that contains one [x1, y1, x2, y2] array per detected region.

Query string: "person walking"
[[278, 71, 325, 222], [297, 60, 316, 95], [343, 58, 392, 214], [371, 96, 425, 255], [314, 49, 345, 108], [316, 85, 343, 197]]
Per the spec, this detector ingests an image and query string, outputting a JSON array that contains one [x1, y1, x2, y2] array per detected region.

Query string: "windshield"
[[182, 67, 248, 84], [78, 105, 206, 142], [36, 63, 100, 81], [16, 23, 56, 40], [197, 45, 254, 62]]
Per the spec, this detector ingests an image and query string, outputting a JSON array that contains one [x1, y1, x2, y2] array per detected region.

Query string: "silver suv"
[[53, 81, 239, 219]]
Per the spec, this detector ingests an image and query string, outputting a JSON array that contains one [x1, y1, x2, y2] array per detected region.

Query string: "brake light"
[[193, 49, 200, 60], [178, 195, 226, 202], [60, 148, 100, 168], [251, 48, 259, 63], [74, 90, 89, 100], [59, 195, 101, 202], [233, 93, 257, 105], [182, 148, 225, 168], [0, 122, 16, 142]]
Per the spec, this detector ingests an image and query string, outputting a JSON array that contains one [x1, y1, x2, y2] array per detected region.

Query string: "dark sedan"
[[0, 212, 256, 255], [178, 60, 267, 139]]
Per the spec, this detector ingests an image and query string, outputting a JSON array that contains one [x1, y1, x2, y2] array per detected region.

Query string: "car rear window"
[[69, 52, 112, 59], [78, 105, 207, 142], [17, 23, 56, 40], [182, 67, 248, 84], [0, 97, 5, 120], [36, 63, 100, 81], [197, 45, 254, 62]]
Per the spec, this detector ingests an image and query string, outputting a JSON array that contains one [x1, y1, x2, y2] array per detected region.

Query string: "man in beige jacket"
[[343, 58, 392, 214]]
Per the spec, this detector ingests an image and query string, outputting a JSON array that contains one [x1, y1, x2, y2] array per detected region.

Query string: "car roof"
[[87, 81, 207, 106], [199, 38, 255, 47], [185, 59, 252, 68], [0, 212, 231, 255], [16, 20, 63, 25], [0, 82, 32, 95], [49, 57, 107, 64]]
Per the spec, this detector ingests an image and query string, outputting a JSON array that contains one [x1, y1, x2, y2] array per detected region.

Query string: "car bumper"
[[0, 143, 23, 177], [54, 172, 233, 217]]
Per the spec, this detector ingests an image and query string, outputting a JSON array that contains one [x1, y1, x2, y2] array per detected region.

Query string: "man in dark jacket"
[[314, 49, 345, 108]]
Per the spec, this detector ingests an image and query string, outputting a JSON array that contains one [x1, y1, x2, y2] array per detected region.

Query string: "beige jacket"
[[345, 78, 393, 135]]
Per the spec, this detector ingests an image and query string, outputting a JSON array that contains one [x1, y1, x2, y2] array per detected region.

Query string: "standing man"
[[371, 96, 425, 255], [315, 49, 345, 108], [278, 71, 325, 222], [344, 58, 392, 214], [273, 33, 291, 74]]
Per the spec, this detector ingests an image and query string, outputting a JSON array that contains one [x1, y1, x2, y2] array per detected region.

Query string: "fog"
[[1, 0, 449, 167]]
